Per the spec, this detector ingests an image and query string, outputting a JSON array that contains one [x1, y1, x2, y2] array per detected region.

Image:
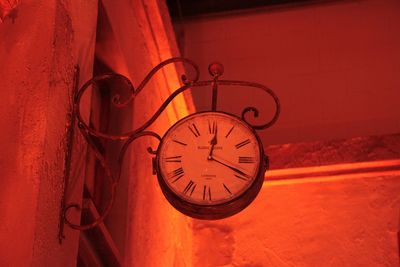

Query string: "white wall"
[[181, 0, 400, 145]]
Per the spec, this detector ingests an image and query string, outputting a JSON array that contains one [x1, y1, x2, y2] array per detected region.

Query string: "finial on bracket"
[[208, 62, 224, 77]]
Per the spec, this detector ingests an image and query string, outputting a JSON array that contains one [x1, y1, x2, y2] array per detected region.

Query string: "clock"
[[155, 111, 268, 219]]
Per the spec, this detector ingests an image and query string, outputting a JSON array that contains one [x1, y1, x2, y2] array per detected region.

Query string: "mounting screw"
[[208, 62, 224, 77]]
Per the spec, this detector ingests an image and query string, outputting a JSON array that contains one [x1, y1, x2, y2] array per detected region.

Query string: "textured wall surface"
[[180, 3, 400, 264], [123, 1, 195, 265], [1, 0, 194, 265], [0, 0, 97, 266], [2, 0, 399, 266], [182, 0, 400, 145], [189, 134, 400, 266], [267, 133, 400, 170], [193, 171, 400, 267], [97, 0, 195, 266]]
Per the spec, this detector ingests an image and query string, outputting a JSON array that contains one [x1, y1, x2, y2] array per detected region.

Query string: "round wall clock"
[[155, 111, 268, 219]]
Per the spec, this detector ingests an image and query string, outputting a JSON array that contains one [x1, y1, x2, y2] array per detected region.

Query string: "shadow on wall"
[[0, 0, 19, 23]]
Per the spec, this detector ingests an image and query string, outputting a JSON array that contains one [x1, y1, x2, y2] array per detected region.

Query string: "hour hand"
[[207, 125, 218, 160]]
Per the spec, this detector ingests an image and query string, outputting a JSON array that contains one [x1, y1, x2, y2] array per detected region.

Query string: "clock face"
[[156, 112, 263, 208]]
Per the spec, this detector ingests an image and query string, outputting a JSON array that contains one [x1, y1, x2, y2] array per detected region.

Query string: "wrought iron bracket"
[[59, 57, 280, 242], [59, 65, 80, 244]]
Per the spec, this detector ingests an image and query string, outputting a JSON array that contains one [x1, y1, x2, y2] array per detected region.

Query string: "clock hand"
[[207, 125, 218, 160], [209, 156, 251, 179], [208, 136, 217, 159]]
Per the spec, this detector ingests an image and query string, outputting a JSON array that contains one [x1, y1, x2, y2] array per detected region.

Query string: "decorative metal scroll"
[[59, 57, 280, 240]]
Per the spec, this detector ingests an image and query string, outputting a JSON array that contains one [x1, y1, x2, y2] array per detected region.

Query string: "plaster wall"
[[0, 0, 98, 266], [180, 1, 400, 266], [181, 0, 400, 145], [0, 0, 194, 265], [96, 0, 194, 265], [2, 0, 398, 266], [193, 170, 400, 266], [188, 133, 400, 266], [123, 2, 194, 265]]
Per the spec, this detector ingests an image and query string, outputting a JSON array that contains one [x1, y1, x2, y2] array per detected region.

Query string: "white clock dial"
[[157, 112, 262, 206]]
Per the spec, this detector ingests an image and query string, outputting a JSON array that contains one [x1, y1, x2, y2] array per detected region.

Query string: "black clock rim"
[[155, 111, 267, 219]]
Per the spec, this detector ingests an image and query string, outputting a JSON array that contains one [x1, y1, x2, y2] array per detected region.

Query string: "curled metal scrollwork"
[[61, 57, 280, 234], [74, 57, 200, 141]]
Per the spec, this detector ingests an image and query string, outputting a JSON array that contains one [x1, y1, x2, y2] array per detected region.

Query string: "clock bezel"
[[155, 111, 268, 220]]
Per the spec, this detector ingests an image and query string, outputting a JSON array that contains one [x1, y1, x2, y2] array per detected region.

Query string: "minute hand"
[[210, 156, 251, 179]]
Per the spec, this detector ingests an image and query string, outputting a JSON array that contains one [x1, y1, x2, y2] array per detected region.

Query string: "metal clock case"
[[155, 111, 268, 220]]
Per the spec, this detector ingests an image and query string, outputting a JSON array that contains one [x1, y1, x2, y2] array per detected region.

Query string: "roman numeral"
[[223, 183, 232, 195], [225, 126, 234, 138], [238, 156, 255, 164], [165, 156, 182, 162], [172, 139, 187, 146], [234, 174, 248, 181], [188, 123, 200, 137], [203, 185, 212, 201], [208, 121, 217, 134], [235, 139, 251, 149], [182, 180, 196, 196], [168, 167, 184, 183]]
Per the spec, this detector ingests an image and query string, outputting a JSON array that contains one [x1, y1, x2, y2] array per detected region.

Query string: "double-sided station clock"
[[155, 111, 268, 219], [61, 58, 279, 238]]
